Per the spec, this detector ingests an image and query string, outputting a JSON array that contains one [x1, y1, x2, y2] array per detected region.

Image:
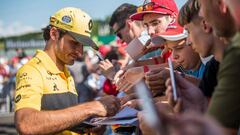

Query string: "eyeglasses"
[[137, 2, 174, 13], [114, 23, 125, 39]]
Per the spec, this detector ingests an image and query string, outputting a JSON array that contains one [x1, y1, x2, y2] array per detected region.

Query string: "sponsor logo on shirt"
[[35, 57, 41, 64], [53, 83, 59, 91], [16, 84, 31, 91], [15, 94, 21, 103], [46, 71, 57, 80], [18, 73, 32, 80]]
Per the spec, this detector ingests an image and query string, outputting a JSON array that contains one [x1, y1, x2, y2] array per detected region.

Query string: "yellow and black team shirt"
[[15, 50, 79, 135]]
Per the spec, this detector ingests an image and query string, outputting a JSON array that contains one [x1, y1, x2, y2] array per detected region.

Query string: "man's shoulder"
[[222, 32, 240, 53], [224, 33, 240, 60], [224, 32, 240, 54], [17, 56, 46, 76], [231, 32, 240, 48], [218, 36, 240, 78], [224, 46, 240, 62]]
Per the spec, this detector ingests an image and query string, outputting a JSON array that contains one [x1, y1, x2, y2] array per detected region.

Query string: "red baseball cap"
[[151, 21, 188, 45], [130, 0, 178, 21], [159, 23, 188, 41]]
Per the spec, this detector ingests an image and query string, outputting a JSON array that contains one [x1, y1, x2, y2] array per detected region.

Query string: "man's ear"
[[201, 20, 212, 33], [49, 27, 60, 41], [125, 19, 132, 29]]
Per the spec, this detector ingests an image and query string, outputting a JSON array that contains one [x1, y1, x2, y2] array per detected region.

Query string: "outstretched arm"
[[15, 96, 120, 135]]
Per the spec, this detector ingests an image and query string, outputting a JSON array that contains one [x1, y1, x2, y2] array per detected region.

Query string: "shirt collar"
[[34, 50, 63, 74]]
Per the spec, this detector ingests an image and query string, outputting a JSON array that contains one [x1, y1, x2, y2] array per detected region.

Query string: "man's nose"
[[148, 26, 156, 37]]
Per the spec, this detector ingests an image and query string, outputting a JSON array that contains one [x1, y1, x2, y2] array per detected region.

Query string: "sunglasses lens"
[[137, 6, 143, 12], [145, 3, 154, 11], [114, 22, 125, 39]]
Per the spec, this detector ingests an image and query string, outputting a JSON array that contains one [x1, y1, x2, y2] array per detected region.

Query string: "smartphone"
[[95, 50, 104, 61], [168, 58, 178, 101], [135, 80, 167, 135], [91, 45, 104, 61]]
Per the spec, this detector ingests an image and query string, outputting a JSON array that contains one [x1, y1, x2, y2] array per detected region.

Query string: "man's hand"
[[145, 68, 169, 96], [99, 59, 116, 80], [138, 109, 226, 135], [121, 99, 142, 110], [113, 69, 125, 83], [97, 95, 120, 116], [119, 93, 138, 105], [165, 73, 208, 113], [142, 38, 162, 55], [138, 101, 217, 135], [138, 112, 157, 135], [115, 67, 144, 92], [142, 46, 160, 55]]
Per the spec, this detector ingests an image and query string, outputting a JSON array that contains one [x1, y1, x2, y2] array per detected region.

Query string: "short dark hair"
[[178, 0, 201, 27], [42, 25, 67, 41], [109, 3, 137, 28]]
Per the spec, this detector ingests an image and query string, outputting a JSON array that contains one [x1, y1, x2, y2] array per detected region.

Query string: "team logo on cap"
[[62, 16, 71, 23], [88, 20, 93, 31]]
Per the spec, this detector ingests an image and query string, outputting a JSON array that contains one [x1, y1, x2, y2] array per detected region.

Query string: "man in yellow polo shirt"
[[14, 7, 120, 135]]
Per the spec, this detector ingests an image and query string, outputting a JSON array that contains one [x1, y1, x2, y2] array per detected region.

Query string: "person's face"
[[130, 21, 144, 39], [198, 0, 236, 38], [55, 33, 83, 65], [185, 19, 213, 58], [112, 21, 133, 44], [143, 13, 172, 37], [167, 39, 201, 70]]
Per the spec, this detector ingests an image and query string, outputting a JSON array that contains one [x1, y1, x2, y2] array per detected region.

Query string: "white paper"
[[86, 106, 139, 126], [125, 38, 145, 61]]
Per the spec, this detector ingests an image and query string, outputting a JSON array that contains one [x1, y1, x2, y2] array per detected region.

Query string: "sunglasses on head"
[[114, 23, 126, 39], [137, 2, 174, 13]]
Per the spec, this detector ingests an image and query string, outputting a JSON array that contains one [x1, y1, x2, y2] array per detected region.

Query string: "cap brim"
[[130, 11, 168, 21], [160, 30, 188, 41], [68, 31, 99, 50]]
